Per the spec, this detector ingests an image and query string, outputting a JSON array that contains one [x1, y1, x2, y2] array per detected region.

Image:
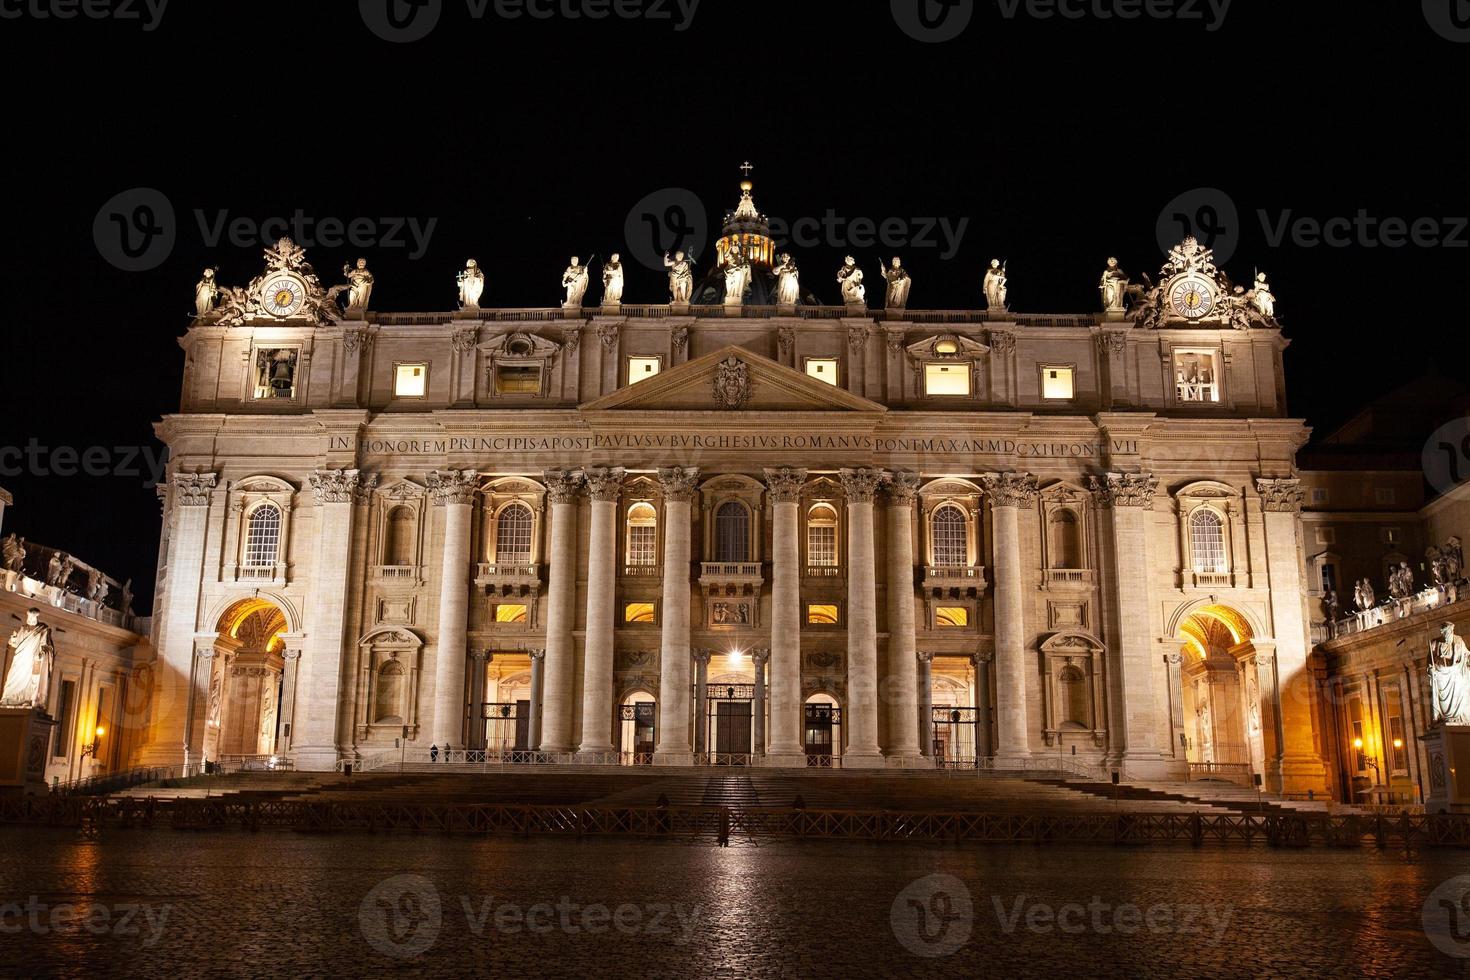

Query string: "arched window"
[[374, 660, 406, 724], [714, 502, 750, 562], [244, 504, 282, 568], [1048, 509, 1081, 569], [495, 503, 534, 565], [1189, 509, 1227, 573], [1060, 665, 1089, 727], [626, 502, 658, 567], [931, 503, 968, 567], [384, 506, 415, 566], [807, 504, 838, 568]]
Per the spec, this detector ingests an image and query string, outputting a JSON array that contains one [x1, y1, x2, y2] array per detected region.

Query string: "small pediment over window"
[[905, 333, 990, 363]]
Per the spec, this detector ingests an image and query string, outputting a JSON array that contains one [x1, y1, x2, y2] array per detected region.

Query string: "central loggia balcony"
[[475, 562, 542, 597], [923, 564, 988, 597], [699, 561, 764, 595]]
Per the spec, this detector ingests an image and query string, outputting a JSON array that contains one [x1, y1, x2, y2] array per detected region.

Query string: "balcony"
[[923, 564, 987, 596], [475, 562, 541, 597], [699, 561, 763, 595], [1043, 568, 1093, 587], [804, 565, 842, 579], [622, 563, 662, 579], [1191, 571, 1234, 589], [233, 563, 285, 586], [373, 564, 418, 582]]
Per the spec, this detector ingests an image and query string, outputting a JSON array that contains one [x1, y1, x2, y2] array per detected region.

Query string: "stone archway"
[[1172, 603, 1267, 778], [205, 597, 289, 765]]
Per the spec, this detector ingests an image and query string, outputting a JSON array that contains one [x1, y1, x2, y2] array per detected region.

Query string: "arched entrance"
[[205, 597, 288, 768], [619, 690, 656, 763], [803, 692, 841, 767], [1173, 603, 1266, 781]]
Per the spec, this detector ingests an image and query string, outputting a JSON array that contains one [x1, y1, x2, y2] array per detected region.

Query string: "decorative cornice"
[[1256, 477, 1304, 514], [584, 466, 626, 502], [839, 467, 886, 503], [980, 472, 1040, 508], [764, 467, 808, 503], [172, 472, 219, 507], [658, 466, 700, 502], [311, 468, 376, 505], [884, 470, 920, 505], [427, 469, 478, 506], [542, 469, 584, 504], [1087, 472, 1159, 510]]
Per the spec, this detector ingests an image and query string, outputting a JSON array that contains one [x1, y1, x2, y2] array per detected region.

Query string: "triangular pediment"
[[580, 346, 887, 413]]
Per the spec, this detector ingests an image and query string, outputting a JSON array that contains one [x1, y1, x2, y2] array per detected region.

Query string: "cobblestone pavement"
[[0, 827, 1463, 978]]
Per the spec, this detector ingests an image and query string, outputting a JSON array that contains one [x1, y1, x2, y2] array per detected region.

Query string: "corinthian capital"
[[658, 466, 700, 502], [584, 466, 626, 502], [1086, 472, 1159, 510], [839, 467, 886, 503], [980, 472, 1039, 508], [763, 467, 807, 503], [426, 469, 478, 506], [1255, 477, 1304, 514], [311, 468, 377, 504], [543, 469, 585, 504], [884, 470, 921, 505], [172, 472, 219, 507]]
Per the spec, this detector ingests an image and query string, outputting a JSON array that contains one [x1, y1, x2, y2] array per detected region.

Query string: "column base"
[[761, 751, 809, 769], [291, 745, 343, 772], [1264, 753, 1328, 797], [652, 749, 694, 767], [575, 744, 615, 763], [842, 751, 885, 770], [537, 743, 573, 755]]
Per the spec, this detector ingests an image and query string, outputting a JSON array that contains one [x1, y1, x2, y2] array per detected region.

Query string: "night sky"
[[3, 0, 1462, 605]]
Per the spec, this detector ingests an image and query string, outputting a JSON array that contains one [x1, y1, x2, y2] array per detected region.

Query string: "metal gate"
[[931, 706, 980, 768], [804, 704, 842, 768], [704, 684, 754, 764], [482, 701, 528, 756], [619, 702, 656, 764]]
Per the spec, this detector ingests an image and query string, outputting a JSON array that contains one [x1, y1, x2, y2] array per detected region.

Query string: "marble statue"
[[194, 268, 219, 318], [1322, 588, 1339, 637], [1247, 272, 1275, 318], [1391, 561, 1415, 618], [1429, 621, 1470, 726], [1429, 546, 1447, 594], [601, 253, 624, 305], [342, 258, 374, 312], [87, 569, 106, 603], [1447, 545, 1463, 604], [983, 259, 1008, 310], [722, 243, 751, 306], [1, 534, 23, 574], [457, 259, 484, 310], [119, 579, 133, 616], [773, 253, 801, 306], [1, 608, 54, 709], [664, 251, 693, 304], [837, 256, 865, 306], [562, 257, 590, 307], [879, 257, 912, 310], [1099, 257, 1128, 313], [46, 552, 71, 590]]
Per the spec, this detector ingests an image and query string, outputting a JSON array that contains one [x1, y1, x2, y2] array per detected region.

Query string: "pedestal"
[[600, 303, 621, 316], [1422, 725, 1470, 814], [0, 707, 57, 795]]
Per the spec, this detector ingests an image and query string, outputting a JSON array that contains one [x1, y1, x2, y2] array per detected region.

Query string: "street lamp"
[[1353, 736, 1381, 776], [80, 725, 105, 760]]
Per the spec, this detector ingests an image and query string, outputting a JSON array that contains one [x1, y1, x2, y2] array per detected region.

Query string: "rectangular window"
[[492, 603, 527, 624], [495, 365, 542, 395], [1173, 350, 1220, 403], [394, 363, 428, 398], [252, 348, 299, 399], [627, 524, 657, 567], [924, 363, 970, 396], [1041, 366, 1074, 400], [806, 604, 839, 625], [936, 606, 970, 628], [627, 356, 661, 385], [1389, 715, 1409, 772], [808, 525, 837, 567], [1320, 562, 1338, 595], [53, 680, 76, 757], [624, 602, 656, 624], [805, 358, 839, 386], [1352, 719, 1367, 772]]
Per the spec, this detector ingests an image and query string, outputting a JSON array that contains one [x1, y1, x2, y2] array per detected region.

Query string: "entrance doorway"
[[803, 694, 842, 767], [482, 701, 529, 756], [931, 706, 980, 767], [205, 598, 288, 770], [706, 683, 754, 761], [1174, 603, 1266, 784], [619, 693, 656, 763]]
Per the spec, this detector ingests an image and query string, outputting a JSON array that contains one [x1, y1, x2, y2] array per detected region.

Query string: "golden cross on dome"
[[740, 161, 753, 177]]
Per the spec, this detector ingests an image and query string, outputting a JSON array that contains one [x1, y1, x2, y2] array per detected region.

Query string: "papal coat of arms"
[[713, 356, 751, 410]]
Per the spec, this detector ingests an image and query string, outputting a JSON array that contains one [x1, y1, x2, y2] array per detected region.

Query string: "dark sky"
[[3, 0, 1464, 606]]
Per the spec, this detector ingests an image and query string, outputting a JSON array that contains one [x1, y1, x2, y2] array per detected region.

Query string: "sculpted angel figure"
[[342, 258, 374, 312], [601, 253, 624, 305], [879, 256, 912, 310], [837, 255, 865, 306], [457, 259, 484, 309], [562, 257, 590, 307], [983, 259, 1008, 310], [194, 268, 219, 317], [773, 253, 801, 306], [664, 251, 693, 304]]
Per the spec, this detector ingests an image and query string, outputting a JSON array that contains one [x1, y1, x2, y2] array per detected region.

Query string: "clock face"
[[1169, 275, 1215, 319], [261, 274, 307, 318]]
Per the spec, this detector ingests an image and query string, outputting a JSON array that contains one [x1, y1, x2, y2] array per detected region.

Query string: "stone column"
[[1256, 478, 1328, 794], [140, 472, 217, 769], [428, 469, 476, 752], [539, 470, 584, 753], [884, 472, 921, 758], [1163, 651, 1186, 759], [654, 467, 699, 762], [764, 467, 807, 765], [917, 651, 934, 757], [752, 648, 769, 756], [692, 649, 711, 755], [1087, 472, 1167, 777], [975, 652, 994, 758], [840, 467, 886, 765], [981, 472, 1039, 762], [467, 651, 489, 751], [294, 469, 375, 771], [527, 648, 545, 752], [276, 644, 303, 755], [578, 467, 624, 756]]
